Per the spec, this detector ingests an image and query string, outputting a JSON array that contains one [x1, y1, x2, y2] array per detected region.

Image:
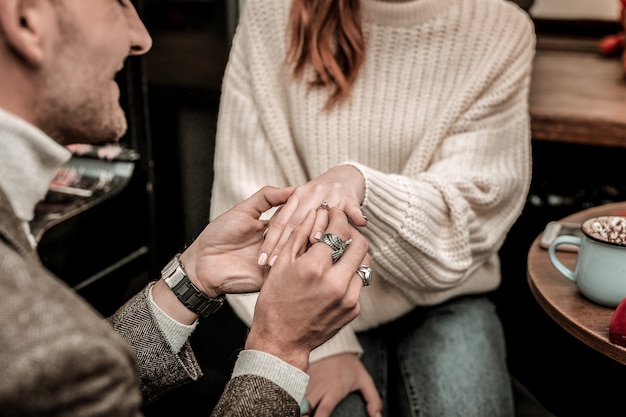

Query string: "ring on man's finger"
[[316, 233, 351, 262], [357, 265, 373, 286], [318, 201, 330, 211]]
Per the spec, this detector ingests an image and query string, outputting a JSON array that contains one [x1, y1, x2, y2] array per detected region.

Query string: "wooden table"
[[527, 201, 626, 365], [529, 35, 626, 148]]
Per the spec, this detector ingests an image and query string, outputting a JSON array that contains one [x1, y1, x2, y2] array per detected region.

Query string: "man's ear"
[[0, 0, 48, 68]]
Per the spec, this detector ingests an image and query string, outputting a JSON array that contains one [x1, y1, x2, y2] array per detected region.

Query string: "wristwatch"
[[161, 254, 225, 318]]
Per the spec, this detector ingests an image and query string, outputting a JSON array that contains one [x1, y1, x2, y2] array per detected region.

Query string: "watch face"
[[164, 272, 184, 288], [162, 254, 182, 278], [162, 255, 186, 288]]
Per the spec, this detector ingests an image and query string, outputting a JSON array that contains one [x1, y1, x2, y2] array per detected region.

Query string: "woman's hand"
[[246, 208, 370, 371], [304, 353, 382, 417], [259, 165, 367, 267]]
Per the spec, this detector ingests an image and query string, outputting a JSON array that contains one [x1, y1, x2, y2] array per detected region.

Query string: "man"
[[0, 0, 370, 416]]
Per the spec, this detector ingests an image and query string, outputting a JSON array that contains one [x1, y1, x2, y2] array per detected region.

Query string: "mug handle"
[[548, 235, 582, 283]]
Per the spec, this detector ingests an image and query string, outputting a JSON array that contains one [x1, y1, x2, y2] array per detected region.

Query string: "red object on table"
[[609, 298, 626, 347], [598, 0, 626, 75]]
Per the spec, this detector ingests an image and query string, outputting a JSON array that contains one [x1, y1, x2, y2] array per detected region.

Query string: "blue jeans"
[[330, 296, 514, 417]]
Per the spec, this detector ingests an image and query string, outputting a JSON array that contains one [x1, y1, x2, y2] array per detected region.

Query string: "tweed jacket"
[[0, 187, 299, 416]]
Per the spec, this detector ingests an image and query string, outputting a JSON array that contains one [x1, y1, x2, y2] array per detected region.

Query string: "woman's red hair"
[[287, 0, 365, 109]]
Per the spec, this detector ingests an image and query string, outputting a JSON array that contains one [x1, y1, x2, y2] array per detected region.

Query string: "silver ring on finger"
[[357, 265, 373, 286], [318, 201, 330, 211], [316, 233, 352, 262]]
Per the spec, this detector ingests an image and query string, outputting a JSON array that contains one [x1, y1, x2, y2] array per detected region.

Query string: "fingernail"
[[269, 254, 278, 266], [314, 231, 322, 240], [258, 252, 268, 265], [363, 215, 368, 222]]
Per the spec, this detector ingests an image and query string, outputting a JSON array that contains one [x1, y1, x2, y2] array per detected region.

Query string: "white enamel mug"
[[548, 216, 626, 308]]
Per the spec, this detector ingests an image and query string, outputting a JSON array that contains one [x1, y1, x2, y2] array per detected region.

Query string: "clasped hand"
[[259, 165, 367, 267], [180, 179, 368, 299], [180, 184, 369, 371]]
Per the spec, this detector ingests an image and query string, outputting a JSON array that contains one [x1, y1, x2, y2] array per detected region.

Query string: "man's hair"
[[286, 0, 365, 110]]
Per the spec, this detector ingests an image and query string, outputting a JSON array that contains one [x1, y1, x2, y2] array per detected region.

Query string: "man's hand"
[[180, 186, 295, 298], [245, 207, 369, 371]]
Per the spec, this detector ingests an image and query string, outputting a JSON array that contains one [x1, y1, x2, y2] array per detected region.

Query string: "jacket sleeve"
[[211, 375, 300, 417], [107, 285, 203, 404]]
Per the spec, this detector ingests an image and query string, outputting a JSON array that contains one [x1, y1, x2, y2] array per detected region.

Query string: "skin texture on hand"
[[245, 207, 369, 371], [259, 165, 367, 267], [180, 186, 296, 298], [152, 186, 295, 324], [306, 354, 382, 417]]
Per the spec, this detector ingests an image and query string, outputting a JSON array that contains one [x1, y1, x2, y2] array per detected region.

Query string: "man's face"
[[37, 0, 152, 146]]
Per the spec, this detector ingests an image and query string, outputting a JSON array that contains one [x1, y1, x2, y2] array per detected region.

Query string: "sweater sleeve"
[[345, 10, 536, 329], [211, 0, 536, 353]]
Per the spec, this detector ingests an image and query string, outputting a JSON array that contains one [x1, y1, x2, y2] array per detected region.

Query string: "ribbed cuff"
[[148, 283, 198, 353], [233, 350, 309, 403]]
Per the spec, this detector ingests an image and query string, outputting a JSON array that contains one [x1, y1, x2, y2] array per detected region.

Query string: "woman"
[[210, 0, 536, 415]]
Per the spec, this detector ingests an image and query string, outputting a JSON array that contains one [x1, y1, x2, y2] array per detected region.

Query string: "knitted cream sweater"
[[210, 0, 536, 361]]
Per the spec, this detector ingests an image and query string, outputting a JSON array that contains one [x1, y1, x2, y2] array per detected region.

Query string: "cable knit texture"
[[210, 0, 536, 362]]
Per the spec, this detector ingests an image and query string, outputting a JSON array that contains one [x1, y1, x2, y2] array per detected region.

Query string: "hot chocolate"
[[582, 216, 626, 245]]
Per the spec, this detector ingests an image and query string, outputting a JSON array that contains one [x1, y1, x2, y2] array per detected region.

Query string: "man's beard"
[[37, 95, 128, 146]]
